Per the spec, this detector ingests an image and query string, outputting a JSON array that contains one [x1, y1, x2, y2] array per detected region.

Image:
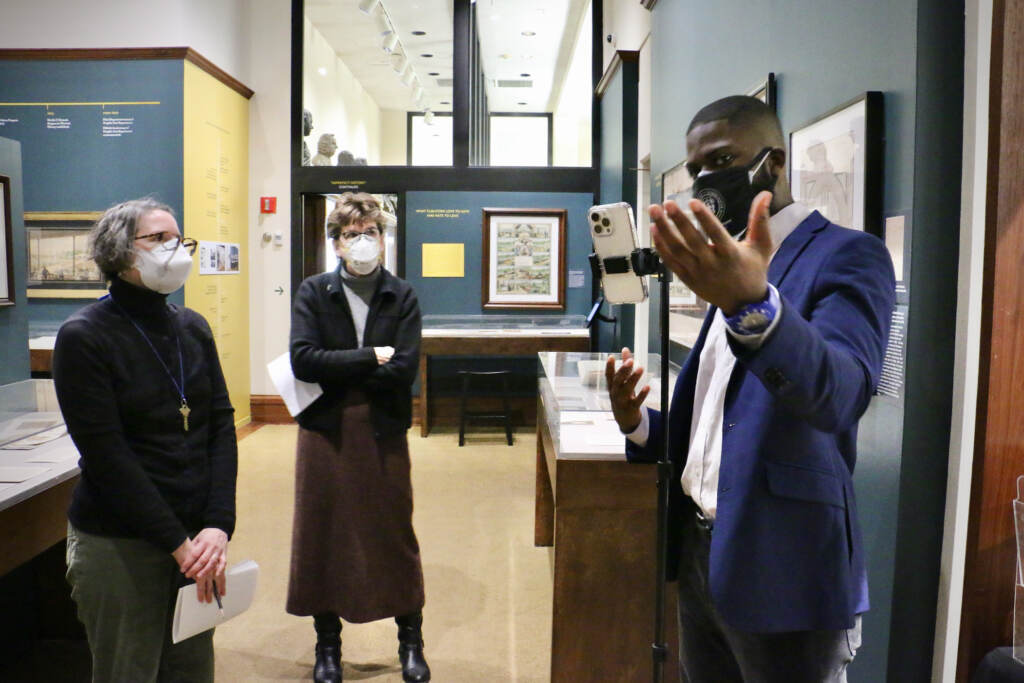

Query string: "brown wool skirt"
[[286, 391, 425, 623]]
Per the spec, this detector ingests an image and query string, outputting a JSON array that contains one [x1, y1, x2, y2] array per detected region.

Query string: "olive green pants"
[[65, 524, 214, 683]]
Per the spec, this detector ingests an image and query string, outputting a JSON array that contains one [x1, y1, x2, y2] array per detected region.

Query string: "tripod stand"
[[589, 247, 673, 683]]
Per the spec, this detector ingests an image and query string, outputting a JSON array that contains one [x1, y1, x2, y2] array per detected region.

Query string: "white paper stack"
[[171, 560, 260, 644], [267, 353, 323, 417]]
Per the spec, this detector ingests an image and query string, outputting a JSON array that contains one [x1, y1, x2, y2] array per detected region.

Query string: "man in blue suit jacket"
[[606, 96, 895, 682]]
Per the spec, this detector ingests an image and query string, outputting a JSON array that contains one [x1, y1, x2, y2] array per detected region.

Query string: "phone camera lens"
[[590, 212, 600, 222], [601, 218, 610, 227], [594, 225, 604, 233]]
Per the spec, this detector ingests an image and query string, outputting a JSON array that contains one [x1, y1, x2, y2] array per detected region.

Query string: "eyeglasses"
[[135, 232, 198, 255], [338, 226, 381, 242]]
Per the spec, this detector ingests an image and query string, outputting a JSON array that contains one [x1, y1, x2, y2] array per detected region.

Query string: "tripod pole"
[[651, 262, 672, 682]]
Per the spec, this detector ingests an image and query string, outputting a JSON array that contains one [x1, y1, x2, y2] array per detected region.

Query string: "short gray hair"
[[90, 198, 175, 280]]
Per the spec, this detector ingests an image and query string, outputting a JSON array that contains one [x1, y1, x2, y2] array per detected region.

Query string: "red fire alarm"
[[260, 196, 277, 214]]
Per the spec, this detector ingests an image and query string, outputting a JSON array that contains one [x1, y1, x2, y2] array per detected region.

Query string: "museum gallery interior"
[[0, 1, 1022, 681]]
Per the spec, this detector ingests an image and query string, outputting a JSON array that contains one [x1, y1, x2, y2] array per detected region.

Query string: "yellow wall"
[[182, 61, 251, 425]]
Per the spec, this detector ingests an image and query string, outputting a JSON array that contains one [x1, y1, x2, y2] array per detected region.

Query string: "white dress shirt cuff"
[[623, 407, 650, 447]]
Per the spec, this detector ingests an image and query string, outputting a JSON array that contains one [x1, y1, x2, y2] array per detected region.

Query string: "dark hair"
[[90, 198, 175, 280], [326, 192, 386, 240], [686, 95, 784, 144]]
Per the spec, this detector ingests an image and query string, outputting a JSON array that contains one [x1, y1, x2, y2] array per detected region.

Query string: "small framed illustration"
[[481, 208, 566, 310], [747, 72, 777, 110], [789, 92, 884, 235], [0, 175, 14, 306], [25, 211, 106, 298]]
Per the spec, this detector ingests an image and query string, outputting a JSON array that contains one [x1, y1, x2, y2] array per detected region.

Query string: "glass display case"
[[0, 379, 64, 449], [537, 352, 676, 460], [422, 313, 586, 334]]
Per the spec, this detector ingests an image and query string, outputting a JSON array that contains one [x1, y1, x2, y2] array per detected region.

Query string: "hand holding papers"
[[171, 560, 259, 644]]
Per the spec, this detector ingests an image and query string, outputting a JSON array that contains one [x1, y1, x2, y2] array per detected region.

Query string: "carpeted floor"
[[213, 423, 553, 682]]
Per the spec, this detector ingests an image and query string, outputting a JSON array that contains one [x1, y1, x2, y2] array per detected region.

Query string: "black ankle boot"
[[396, 613, 430, 682], [313, 613, 342, 683], [314, 643, 342, 683]]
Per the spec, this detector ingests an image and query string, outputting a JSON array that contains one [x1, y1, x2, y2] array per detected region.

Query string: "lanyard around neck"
[[110, 297, 191, 431]]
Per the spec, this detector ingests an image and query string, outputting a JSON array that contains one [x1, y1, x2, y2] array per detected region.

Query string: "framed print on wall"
[[747, 72, 777, 111], [25, 211, 107, 298], [481, 208, 566, 310], [0, 175, 14, 306], [789, 91, 884, 235]]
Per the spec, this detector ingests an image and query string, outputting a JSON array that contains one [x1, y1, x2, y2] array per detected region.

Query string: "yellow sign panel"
[[422, 243, 465, 277], [182, 61, 251, 425]]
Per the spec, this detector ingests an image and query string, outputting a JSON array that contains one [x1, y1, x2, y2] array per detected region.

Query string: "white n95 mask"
[[133, 241, 193, 294], [346, 234, 381, 275]]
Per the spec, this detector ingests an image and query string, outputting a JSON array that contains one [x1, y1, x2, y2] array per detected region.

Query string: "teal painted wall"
[[0, 59, 186, 338], [404, 191, 595, 317], [0, 138, 29, 384]]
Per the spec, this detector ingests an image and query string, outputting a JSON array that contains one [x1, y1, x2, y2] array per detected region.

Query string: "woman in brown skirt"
[[287, 193, 429, 683]]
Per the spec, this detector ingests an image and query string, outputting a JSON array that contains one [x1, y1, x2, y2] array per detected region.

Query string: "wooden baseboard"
[[250, 395, 294, 424], [250, 395, 424, 426]]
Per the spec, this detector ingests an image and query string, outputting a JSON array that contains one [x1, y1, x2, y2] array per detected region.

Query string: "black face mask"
[[692, 147, 777, 237]]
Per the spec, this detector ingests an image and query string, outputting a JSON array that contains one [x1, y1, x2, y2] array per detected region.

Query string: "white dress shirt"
[[625, 202, 811, 520]]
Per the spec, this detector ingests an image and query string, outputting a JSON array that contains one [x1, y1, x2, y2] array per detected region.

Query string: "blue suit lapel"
[[767, 210, 829, 287]]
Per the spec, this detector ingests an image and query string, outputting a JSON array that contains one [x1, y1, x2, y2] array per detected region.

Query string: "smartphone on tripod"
[[588, 202, 648, 304]]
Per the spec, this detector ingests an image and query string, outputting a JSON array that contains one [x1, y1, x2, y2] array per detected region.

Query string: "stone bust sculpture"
[[311, 133, 338, 166], [302, 109, 314, 166]]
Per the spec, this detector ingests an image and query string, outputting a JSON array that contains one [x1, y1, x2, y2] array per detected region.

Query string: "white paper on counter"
[[0, 465, 51, 483], [171, 560, 259, 644], [267, 353, 323, 416]]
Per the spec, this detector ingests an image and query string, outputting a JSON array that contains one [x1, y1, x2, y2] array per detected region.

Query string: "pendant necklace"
[[111, 298, 190, 432]]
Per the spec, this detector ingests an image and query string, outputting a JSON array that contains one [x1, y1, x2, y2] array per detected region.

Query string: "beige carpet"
[[213, 424, 553, 682]]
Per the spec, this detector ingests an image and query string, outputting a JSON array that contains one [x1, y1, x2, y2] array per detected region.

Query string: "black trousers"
[[675, 513, 861, 683]]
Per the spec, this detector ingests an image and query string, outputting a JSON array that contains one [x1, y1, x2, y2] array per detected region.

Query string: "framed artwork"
[[789, 92, 884, 235], [747, 72, 777, 110], [25, 211, 106, 297], [481, 208, 566, 310], [0, 175, 13, 306]]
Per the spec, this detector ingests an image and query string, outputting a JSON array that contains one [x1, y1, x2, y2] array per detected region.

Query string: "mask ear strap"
[[748, 147, 774, 181]]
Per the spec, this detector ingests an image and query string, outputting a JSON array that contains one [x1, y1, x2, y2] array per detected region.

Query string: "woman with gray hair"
[[52, 198, 238, 682]]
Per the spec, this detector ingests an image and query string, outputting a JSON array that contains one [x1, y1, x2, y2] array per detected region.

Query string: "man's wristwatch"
[[725, 289, 777, 336]]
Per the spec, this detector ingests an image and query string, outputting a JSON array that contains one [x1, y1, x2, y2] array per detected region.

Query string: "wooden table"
[[418, 329, 589, 436], [29, 336, 56, 375], [534, 377, 679, 682], [0, 433, 81, 577]]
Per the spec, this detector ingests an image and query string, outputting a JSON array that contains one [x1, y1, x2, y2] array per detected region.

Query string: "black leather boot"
[[313, 613, 342, 683], [396, 613, 431, 682]]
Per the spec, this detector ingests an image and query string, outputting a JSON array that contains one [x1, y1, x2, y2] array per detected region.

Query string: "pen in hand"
[[212, 581, 224, 618]]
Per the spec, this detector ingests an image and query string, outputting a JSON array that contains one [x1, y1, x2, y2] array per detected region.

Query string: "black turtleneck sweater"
[[52, 277, 237, 553]]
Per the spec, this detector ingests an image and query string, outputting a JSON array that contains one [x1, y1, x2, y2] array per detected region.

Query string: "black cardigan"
[[290, 264, 421, 437], [52, 278, 237, 553]]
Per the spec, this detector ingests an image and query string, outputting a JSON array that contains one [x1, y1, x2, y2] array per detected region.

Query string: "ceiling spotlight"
[[517, 101, 527, 106], [424, 109, 435, 125], [413, 85, 424, 103], [317, 67, 327, 76], [391, 52, 408, 73], [420, 53, 434, 58], [382, 32, 399, 53], [357, 0, 379, 13], [411, 30, 426, 36], [520, 73, 530, 77], [521, 30, 536, 36], [401, 64, 415, 86]]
